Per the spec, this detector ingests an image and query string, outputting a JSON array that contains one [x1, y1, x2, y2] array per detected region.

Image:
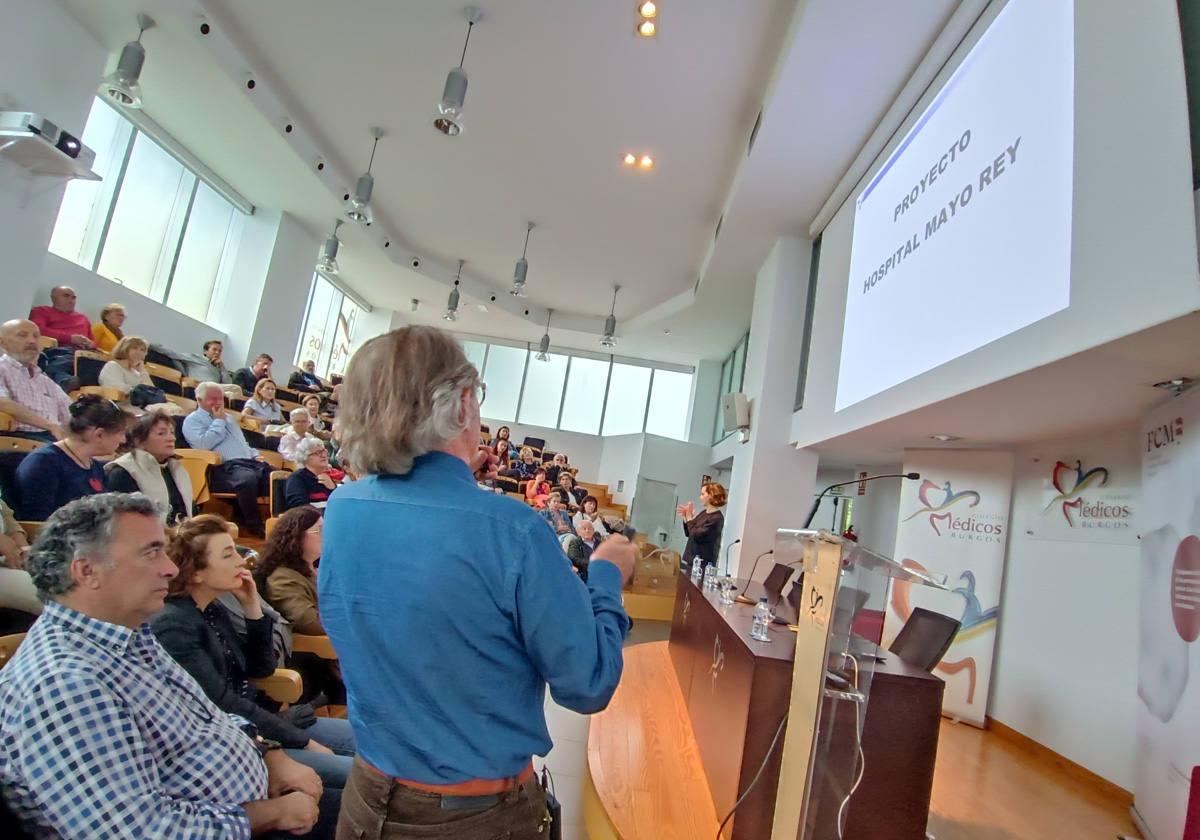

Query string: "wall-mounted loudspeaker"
[[721, 392, 750, 433]]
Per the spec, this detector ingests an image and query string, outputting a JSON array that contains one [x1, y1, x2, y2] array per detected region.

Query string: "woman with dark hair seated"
[[151, 514, 356, 789], [284, 438, 339, 510], [14, 395, 127, 520], [261, 506, 325, 635], [105, 410, 192, 524]]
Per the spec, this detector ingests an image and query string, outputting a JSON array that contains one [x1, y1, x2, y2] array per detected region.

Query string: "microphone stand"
[[722, 539, 742, 576], [802, 472, 921, 529], [734, 549, 774, 605]]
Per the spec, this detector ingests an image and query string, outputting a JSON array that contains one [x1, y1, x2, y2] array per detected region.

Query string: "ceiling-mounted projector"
[[0, 111, 99, 181]]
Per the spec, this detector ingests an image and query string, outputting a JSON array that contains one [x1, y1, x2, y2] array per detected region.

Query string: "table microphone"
[[722, 539, 741, 576], [802, 472, 921, 529], [734, 549, 774, 604]]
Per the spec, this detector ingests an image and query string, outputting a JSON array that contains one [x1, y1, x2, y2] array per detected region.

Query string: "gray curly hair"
[[26, 493, 163, 603]]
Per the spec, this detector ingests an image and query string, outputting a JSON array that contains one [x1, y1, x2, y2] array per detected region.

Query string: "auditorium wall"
[[789, 0, 1200, 449], [989, 425, 1140, 789]]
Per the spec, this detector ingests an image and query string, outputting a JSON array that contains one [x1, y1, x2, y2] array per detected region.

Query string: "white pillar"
[[724, 237, 820, 579]]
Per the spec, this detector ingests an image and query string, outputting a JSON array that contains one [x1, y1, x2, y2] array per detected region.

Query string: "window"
[[559, 356, 610, 435], [294, 274, 362, 378], [795, 235, 822, 410], [601, 363, 652, 436], [480, 345, 528, 422], [327, 296, 360, 377], [518, 352, 568, 428], [47, 97, 244, 324], [459, 335, 694, 440], [645, 369, 694, 439]]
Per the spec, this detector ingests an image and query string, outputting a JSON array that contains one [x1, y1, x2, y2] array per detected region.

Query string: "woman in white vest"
[[104, 410, 193, 525]]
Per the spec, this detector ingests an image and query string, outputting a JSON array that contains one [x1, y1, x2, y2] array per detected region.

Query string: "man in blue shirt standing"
[[320, 326, 635, 839], [183, 382, 274, 536]]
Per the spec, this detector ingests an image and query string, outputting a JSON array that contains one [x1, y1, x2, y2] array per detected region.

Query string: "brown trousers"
[[336, 757, 551, 840]]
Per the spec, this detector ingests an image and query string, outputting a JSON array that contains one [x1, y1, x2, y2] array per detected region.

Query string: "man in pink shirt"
[[0, 320, 70, 443], [28, 287, 95, 350]]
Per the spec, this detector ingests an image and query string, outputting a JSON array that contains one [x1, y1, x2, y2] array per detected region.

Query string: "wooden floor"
[[927, 720, 1138, 839]]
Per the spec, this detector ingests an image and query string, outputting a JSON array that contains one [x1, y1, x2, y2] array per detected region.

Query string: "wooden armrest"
[[257, 450, 285, 470], [145, 362, 182, 384], [163, 394, 197, 411], [253, 668, 303, 705], [176, 448, 223, 465], [239, 416, 263, 432], [37, 336, 58, 349], [283, 460, 298, 471], [16, 521, 43, 538], [74, 386, 124, 401], [181, 376, 199, 388], [0, 632, 27, 668], [293, 634, 337, 660], [0, 411, 14, 432]]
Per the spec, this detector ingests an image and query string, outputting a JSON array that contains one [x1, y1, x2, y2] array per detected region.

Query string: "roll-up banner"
[[885, 449, 1014, 726], [1137, 387, 1200, 840]]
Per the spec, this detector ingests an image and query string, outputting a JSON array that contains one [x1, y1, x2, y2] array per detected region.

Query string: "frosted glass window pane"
[[481, 345, 527, 422], [645, 370, 693, 440], [166, 182, 233, 322], [461, 341, 487, 374], [296, 276, 338, 369], [601, 363, 652, 436], [559, 357, 609, 435], [518, 353, 568, 428], [48, 99, 128, 266], [96, 132, 187, 295], [328, 298, 359, 377]]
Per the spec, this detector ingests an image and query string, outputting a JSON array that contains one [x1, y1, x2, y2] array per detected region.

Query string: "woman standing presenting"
[[677, 482, 727, 571]]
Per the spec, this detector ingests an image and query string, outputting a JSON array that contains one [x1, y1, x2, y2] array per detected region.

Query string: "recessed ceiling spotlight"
[[622, 152, 637, 166], [929, 434, 961, 442], [638, 1, 658, 19], [663, 329, 671, 336], [637, 19, 657, 37], [638, 154, 654, 169]]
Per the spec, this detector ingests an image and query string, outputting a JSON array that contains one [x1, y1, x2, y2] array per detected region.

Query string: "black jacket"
[[284, 468, 330, 511], [682, 509, 725, 568], [233, 367, 259, 396], [150, 595, 311, 748], [288, 370, 323, 393]]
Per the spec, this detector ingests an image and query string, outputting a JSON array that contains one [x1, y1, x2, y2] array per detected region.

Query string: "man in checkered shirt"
[[0, 493, 339, 838], [0, 319, 71, 444]]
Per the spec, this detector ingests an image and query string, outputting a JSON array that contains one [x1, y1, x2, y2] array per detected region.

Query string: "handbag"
[[129, 383, 167, 408]]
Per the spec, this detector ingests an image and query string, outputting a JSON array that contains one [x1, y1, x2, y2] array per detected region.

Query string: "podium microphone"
[[802, 472, 921, 529], [722, 539, 741, 576]]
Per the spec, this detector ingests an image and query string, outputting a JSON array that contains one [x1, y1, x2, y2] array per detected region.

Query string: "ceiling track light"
[[444, 259, 465, 321], [345, 129, 383, 225], [638, 1, 658, 19], [601, 285, 620, 347], [316, 219, 342, 274], [636, 19, 657, 37], [510, 221, 534, 297], [435, 7, 482, 137], [536, 310, 553, 361], [100, 13, 155, 109]]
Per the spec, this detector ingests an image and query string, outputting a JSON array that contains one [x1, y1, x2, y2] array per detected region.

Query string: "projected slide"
[[835, 0, 1074, 411]]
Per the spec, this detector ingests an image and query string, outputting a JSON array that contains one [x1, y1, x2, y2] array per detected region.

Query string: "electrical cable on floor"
[[835, 653, 867, 839], [715, 712, 789, 840]]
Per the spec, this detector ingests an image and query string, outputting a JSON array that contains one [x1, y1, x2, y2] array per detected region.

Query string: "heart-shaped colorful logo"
[[929, 512, 951, 536], [1045, 460, 1109, 526]]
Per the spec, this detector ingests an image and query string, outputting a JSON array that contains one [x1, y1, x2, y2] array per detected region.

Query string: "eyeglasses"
[[476, 382, 487, 406]]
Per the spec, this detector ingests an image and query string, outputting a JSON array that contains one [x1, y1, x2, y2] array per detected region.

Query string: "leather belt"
[[384, 761, 536, 797]]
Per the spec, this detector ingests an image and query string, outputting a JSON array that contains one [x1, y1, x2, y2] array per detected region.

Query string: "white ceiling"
[[57, 0, 960, 364]]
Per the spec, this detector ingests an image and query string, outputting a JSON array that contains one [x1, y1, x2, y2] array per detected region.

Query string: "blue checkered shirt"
[[0, 601, 268, 839]]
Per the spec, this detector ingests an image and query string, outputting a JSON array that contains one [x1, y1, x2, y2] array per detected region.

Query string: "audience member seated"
[[524, 468, 551, 508], [490, 435, 512, 470], [235, 353, 274, 396], [202, 339, 244, 397], [0, 494, 38, 616], [501, 445, 539, 480], [302, 394, 333, 441], [151, 514, 356, 789], [0, 319, 70, 443], [28, 285, 94, 350], [0, 493, 337, 839], [544, 451, 569, 484], [15, 395, 127, 521], [105, 410, 193, 525], [261, 506, 326, 636], [285, 439, 338, 511], [184, 382, 275, 536], [98, 335, 178, 412], [90, 302, 126, 353], [278, 408, 319, 463], [243, 378, 285, 424], [288, 360, 327, 394], [557, 472, 586, 511], [539, 491, 576, 536], [563, 519, 598, 580], [492, 425, 517, 461], [573, 495, 609, 538]]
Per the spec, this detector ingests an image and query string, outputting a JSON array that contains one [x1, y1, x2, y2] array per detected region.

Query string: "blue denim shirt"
[[318, 452, 630, 784]]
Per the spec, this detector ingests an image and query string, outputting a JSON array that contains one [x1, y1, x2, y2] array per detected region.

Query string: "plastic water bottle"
[[691, 557, 704, 583], [702, 564, 717, 591], [750, 597, 772, 642]]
